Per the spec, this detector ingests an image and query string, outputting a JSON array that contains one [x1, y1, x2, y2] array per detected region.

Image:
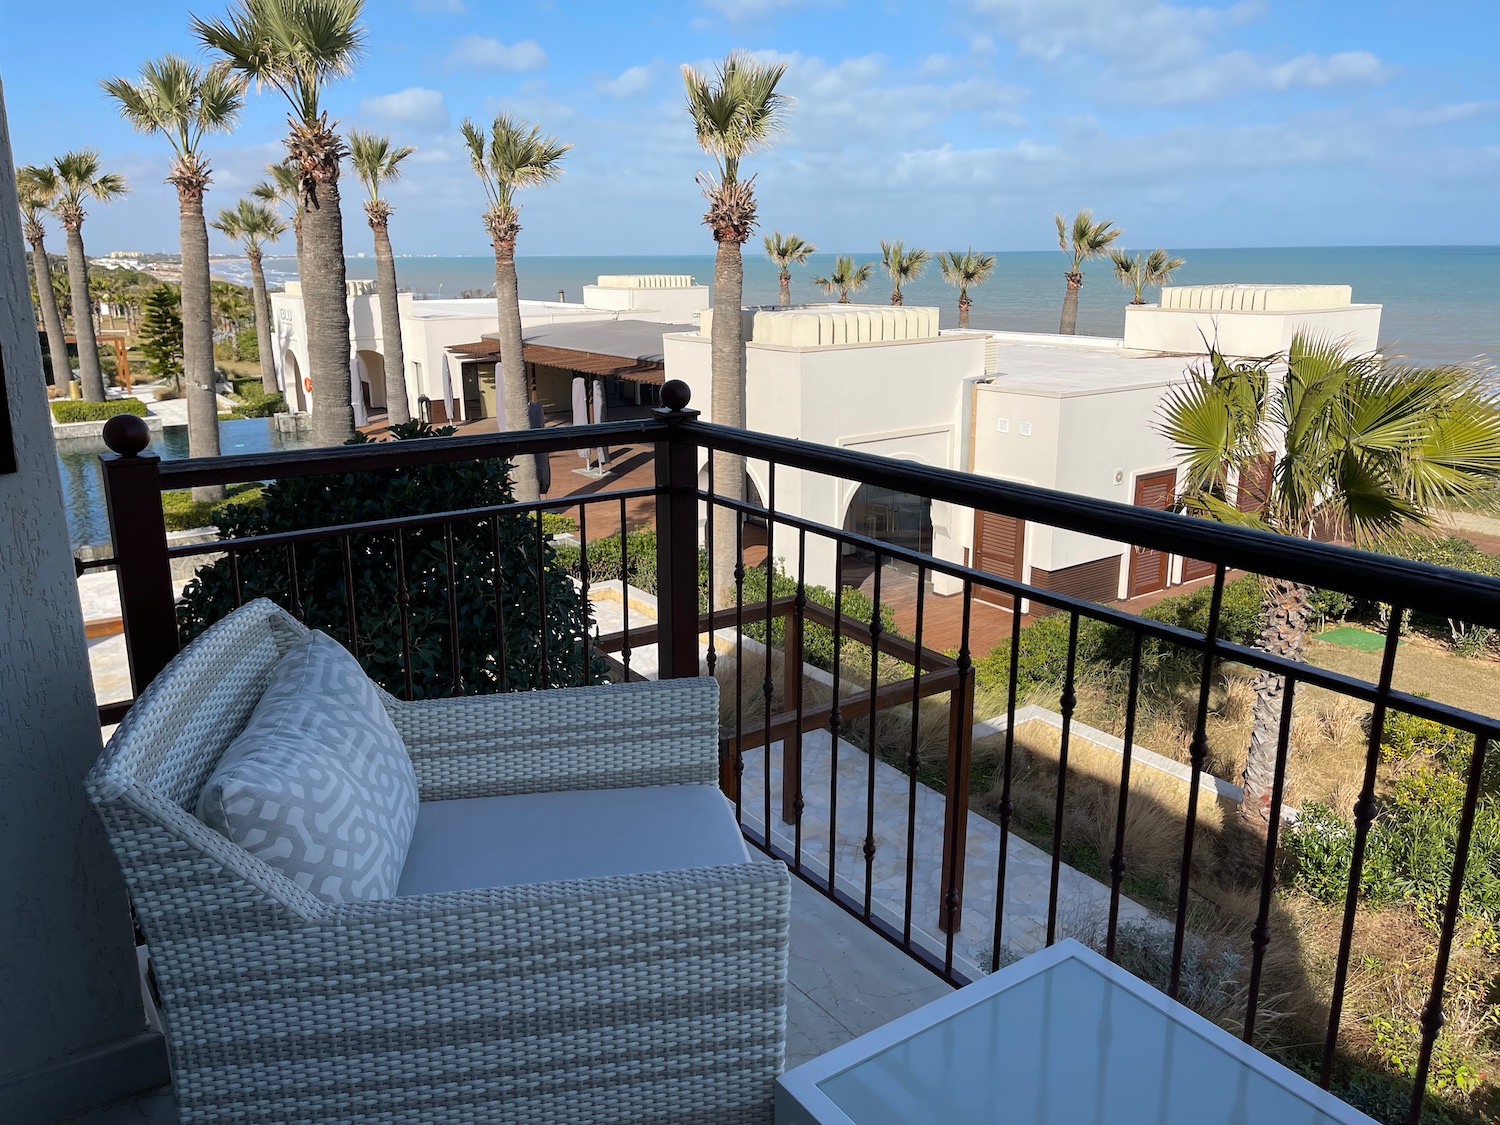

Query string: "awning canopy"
[[449, 319, 695, 385]]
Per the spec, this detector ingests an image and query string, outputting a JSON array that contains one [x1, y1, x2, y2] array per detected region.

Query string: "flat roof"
[[453, 319, 695, 383], [988, 336, 1196, 397]]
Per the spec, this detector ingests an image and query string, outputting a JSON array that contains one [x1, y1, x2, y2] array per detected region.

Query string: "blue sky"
[[2, 0, 1497, 257]]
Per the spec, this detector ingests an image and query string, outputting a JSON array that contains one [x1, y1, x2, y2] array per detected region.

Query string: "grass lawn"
[[1306, 631, 1500, 717]]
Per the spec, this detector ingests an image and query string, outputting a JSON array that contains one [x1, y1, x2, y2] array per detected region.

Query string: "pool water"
[[56, 419, 318, 550]]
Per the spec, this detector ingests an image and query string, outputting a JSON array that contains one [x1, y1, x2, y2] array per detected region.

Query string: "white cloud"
[[1267, 51, 1394, 90], [596, 65, 653, 98], [358, 87, 449, 128], [445, 35, 547, 73]]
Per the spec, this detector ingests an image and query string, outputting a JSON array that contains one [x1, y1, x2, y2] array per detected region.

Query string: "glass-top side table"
[[776, 939, 1378, 1125]]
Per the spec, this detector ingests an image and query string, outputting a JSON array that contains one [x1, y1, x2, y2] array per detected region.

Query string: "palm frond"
[[682, 50, 790, 181], [347, 129, 415, 199], [102, 54, 243, 163], [764, 230, 815, 266]]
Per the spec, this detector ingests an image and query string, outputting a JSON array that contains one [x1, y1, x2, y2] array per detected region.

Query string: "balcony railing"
[[91, 389, 1500, 1125]]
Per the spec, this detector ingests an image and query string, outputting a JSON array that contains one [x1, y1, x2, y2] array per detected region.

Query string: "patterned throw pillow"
[[196, 630, 419, 903]]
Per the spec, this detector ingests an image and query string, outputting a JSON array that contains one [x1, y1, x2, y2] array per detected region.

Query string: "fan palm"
[[879, 240, 931, 306], [810, 255, 873, 304], [252, 161, 302, 249], [47, 150, 128, 403], [195, 0, 367, 447], [684, 51, 790, 608], [17, 165, 72, 395], [1110, 248, 1185, 305], [937, 248, 996, 329], [349, 130, 415, 425], [459, 113, 570, 502], [212, 198, 288, 396], [103, 54, 243, 498], [1055, 209, 1121, 335], [764, 230, 815, 305], [1159, 335, 1500, 858]]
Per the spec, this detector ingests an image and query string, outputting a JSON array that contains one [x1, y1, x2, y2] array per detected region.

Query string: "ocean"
[[212, 246, 1500, 370]]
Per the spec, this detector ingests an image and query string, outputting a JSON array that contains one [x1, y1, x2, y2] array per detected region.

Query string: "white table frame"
[[775, 938, 1377, 1125]]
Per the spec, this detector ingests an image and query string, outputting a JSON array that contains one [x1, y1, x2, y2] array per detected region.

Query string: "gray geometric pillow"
[[196, 629, 419, 903]]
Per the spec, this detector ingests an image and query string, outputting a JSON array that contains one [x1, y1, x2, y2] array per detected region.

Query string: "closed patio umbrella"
[[350, 350, 368, 428], [441, 353, 455, 423], [572, 376, 589, 465], [592, 377, 611, 467]]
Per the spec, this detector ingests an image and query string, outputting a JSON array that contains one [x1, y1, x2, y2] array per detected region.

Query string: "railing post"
[[99, 415, 179, 698], [653, 379, 702, 680], [939, 590, 977, 935], [781, 610, 803, 823]]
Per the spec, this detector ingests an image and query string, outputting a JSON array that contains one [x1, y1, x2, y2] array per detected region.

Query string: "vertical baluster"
[[941, 581, 975, 976], [733, 511, 746, 823], [1169, 566, 1226, 996], [1321, 609, 1407, 1086], [443, 523, 462, 695], [1244, 678, 1297, 1042], [705, 453, 717, 677], [394, 529, 414, 701], [579, 502, 592, 678], [790, 528, 808, 869], [1105, 630, 1146, 962], [619, 496, 632, 676], [762, 465, 777, 848], [534, 508, 550, 689], [1405, 734, 1491, 1125], [863, 555, 883, 918], [1044, 611, 1081, 946], [228, 547, 243, 609], [491, 514, 509, 693], [340, 535, 359, 659], [284, 542, 303, 621], [903, 564, 927, 948], [990, 590, 1024, 971], [827, 547, 845, 895]]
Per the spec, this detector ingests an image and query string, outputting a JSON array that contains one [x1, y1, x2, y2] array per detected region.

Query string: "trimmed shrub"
[[51, 398, 147, 423], [179, 420, 603, 697], [160, 483, 264, 532]]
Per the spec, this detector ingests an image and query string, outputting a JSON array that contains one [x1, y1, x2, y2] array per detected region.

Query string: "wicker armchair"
[[86, 598, 790, 1125]]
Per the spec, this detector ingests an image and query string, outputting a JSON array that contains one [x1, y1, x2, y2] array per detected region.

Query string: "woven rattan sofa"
[[86, 598, 791, 1125]]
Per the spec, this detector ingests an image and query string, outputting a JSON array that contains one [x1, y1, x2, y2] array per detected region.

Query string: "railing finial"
[[660, 379, 692, 413], [102, 413, 152, 457]]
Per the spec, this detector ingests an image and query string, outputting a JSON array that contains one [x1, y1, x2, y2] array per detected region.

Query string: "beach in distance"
[[214, 244, 1500, 370]]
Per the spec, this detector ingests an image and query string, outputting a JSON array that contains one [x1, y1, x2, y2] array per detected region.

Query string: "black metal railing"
[[92, 386, 1500, 1125]]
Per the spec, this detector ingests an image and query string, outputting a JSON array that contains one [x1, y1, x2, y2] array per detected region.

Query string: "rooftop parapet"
[[594, 274, 697, 288], [702, 304, 942, 346], [1159, 283, 1353, 311]]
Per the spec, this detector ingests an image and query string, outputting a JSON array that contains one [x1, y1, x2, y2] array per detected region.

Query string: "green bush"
[[50, 398, 147, 423], [1140, 574, 1264, 648], [225, 376, 286, 418], [179, 420, 604, 697], [235, 325, 258, 361], [160, 483, 264, 532]]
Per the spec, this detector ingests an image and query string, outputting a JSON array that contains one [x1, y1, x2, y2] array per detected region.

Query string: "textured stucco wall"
[[0, 81, 148, 1103]]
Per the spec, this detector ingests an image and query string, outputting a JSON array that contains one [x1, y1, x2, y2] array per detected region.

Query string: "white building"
[[269, 274, 709, 423]]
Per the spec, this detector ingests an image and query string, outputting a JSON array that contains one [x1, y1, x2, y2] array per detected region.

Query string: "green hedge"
[[226, 377, 286, 418], [160, 483, 264, 532], [51, 398, 147, 423]]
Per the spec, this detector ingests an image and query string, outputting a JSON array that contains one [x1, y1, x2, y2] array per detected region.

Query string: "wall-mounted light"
[[1113, 469, 1125, 485]]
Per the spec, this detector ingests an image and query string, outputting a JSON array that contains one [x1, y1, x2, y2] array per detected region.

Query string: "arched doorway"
[[841, 483, 933, 588], [283, 350, 305, 413], [357, 349, 387, 411]]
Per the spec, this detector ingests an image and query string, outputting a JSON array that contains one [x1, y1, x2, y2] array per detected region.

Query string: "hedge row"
[[51, 398, 148, 423]]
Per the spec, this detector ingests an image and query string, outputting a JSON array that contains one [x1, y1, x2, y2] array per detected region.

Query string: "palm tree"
[[1055, 208, 1121, 335], [810, 255, 873, 304], [459, 114, 570, 501], [17, 165, 72, 395], [47, 151, 128, 403], [879, 239, 930, 306], [683, 52, 791, 608], [764, 230, 815, 305], [1110, 248, 1186, 305], [212, 199, 287, 395], [103, 55, 243, 500], [937, 248, 996, 329], [195, 0, 367, 448], [1159, 336, 1500, 856], [253, 161, 301, 251], [348, 130, 415, 425]]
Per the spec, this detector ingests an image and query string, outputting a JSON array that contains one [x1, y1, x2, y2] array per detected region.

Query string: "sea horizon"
[[212, 245, 1500, 369]]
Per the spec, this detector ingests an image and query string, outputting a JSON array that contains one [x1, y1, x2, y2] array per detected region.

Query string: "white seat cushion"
[[395, 784, 750, 897]]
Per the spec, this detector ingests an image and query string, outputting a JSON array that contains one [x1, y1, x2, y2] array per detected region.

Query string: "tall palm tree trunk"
[[178, 185, 225, 503], [371, 222, 410, 425], [63, 228, 106, 401], [247, 248, 277, 396], [29, 240, 71, 394], [958, 292, 971, 330], [710, 237, 745, 610], [300, 175, 355, 446], [891, 289, 903, 306], [1226, 577, 1313, 877], [778, 270, 790, 306], [1059, 272, 1083, 335], [492, 236, 539, 502]]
